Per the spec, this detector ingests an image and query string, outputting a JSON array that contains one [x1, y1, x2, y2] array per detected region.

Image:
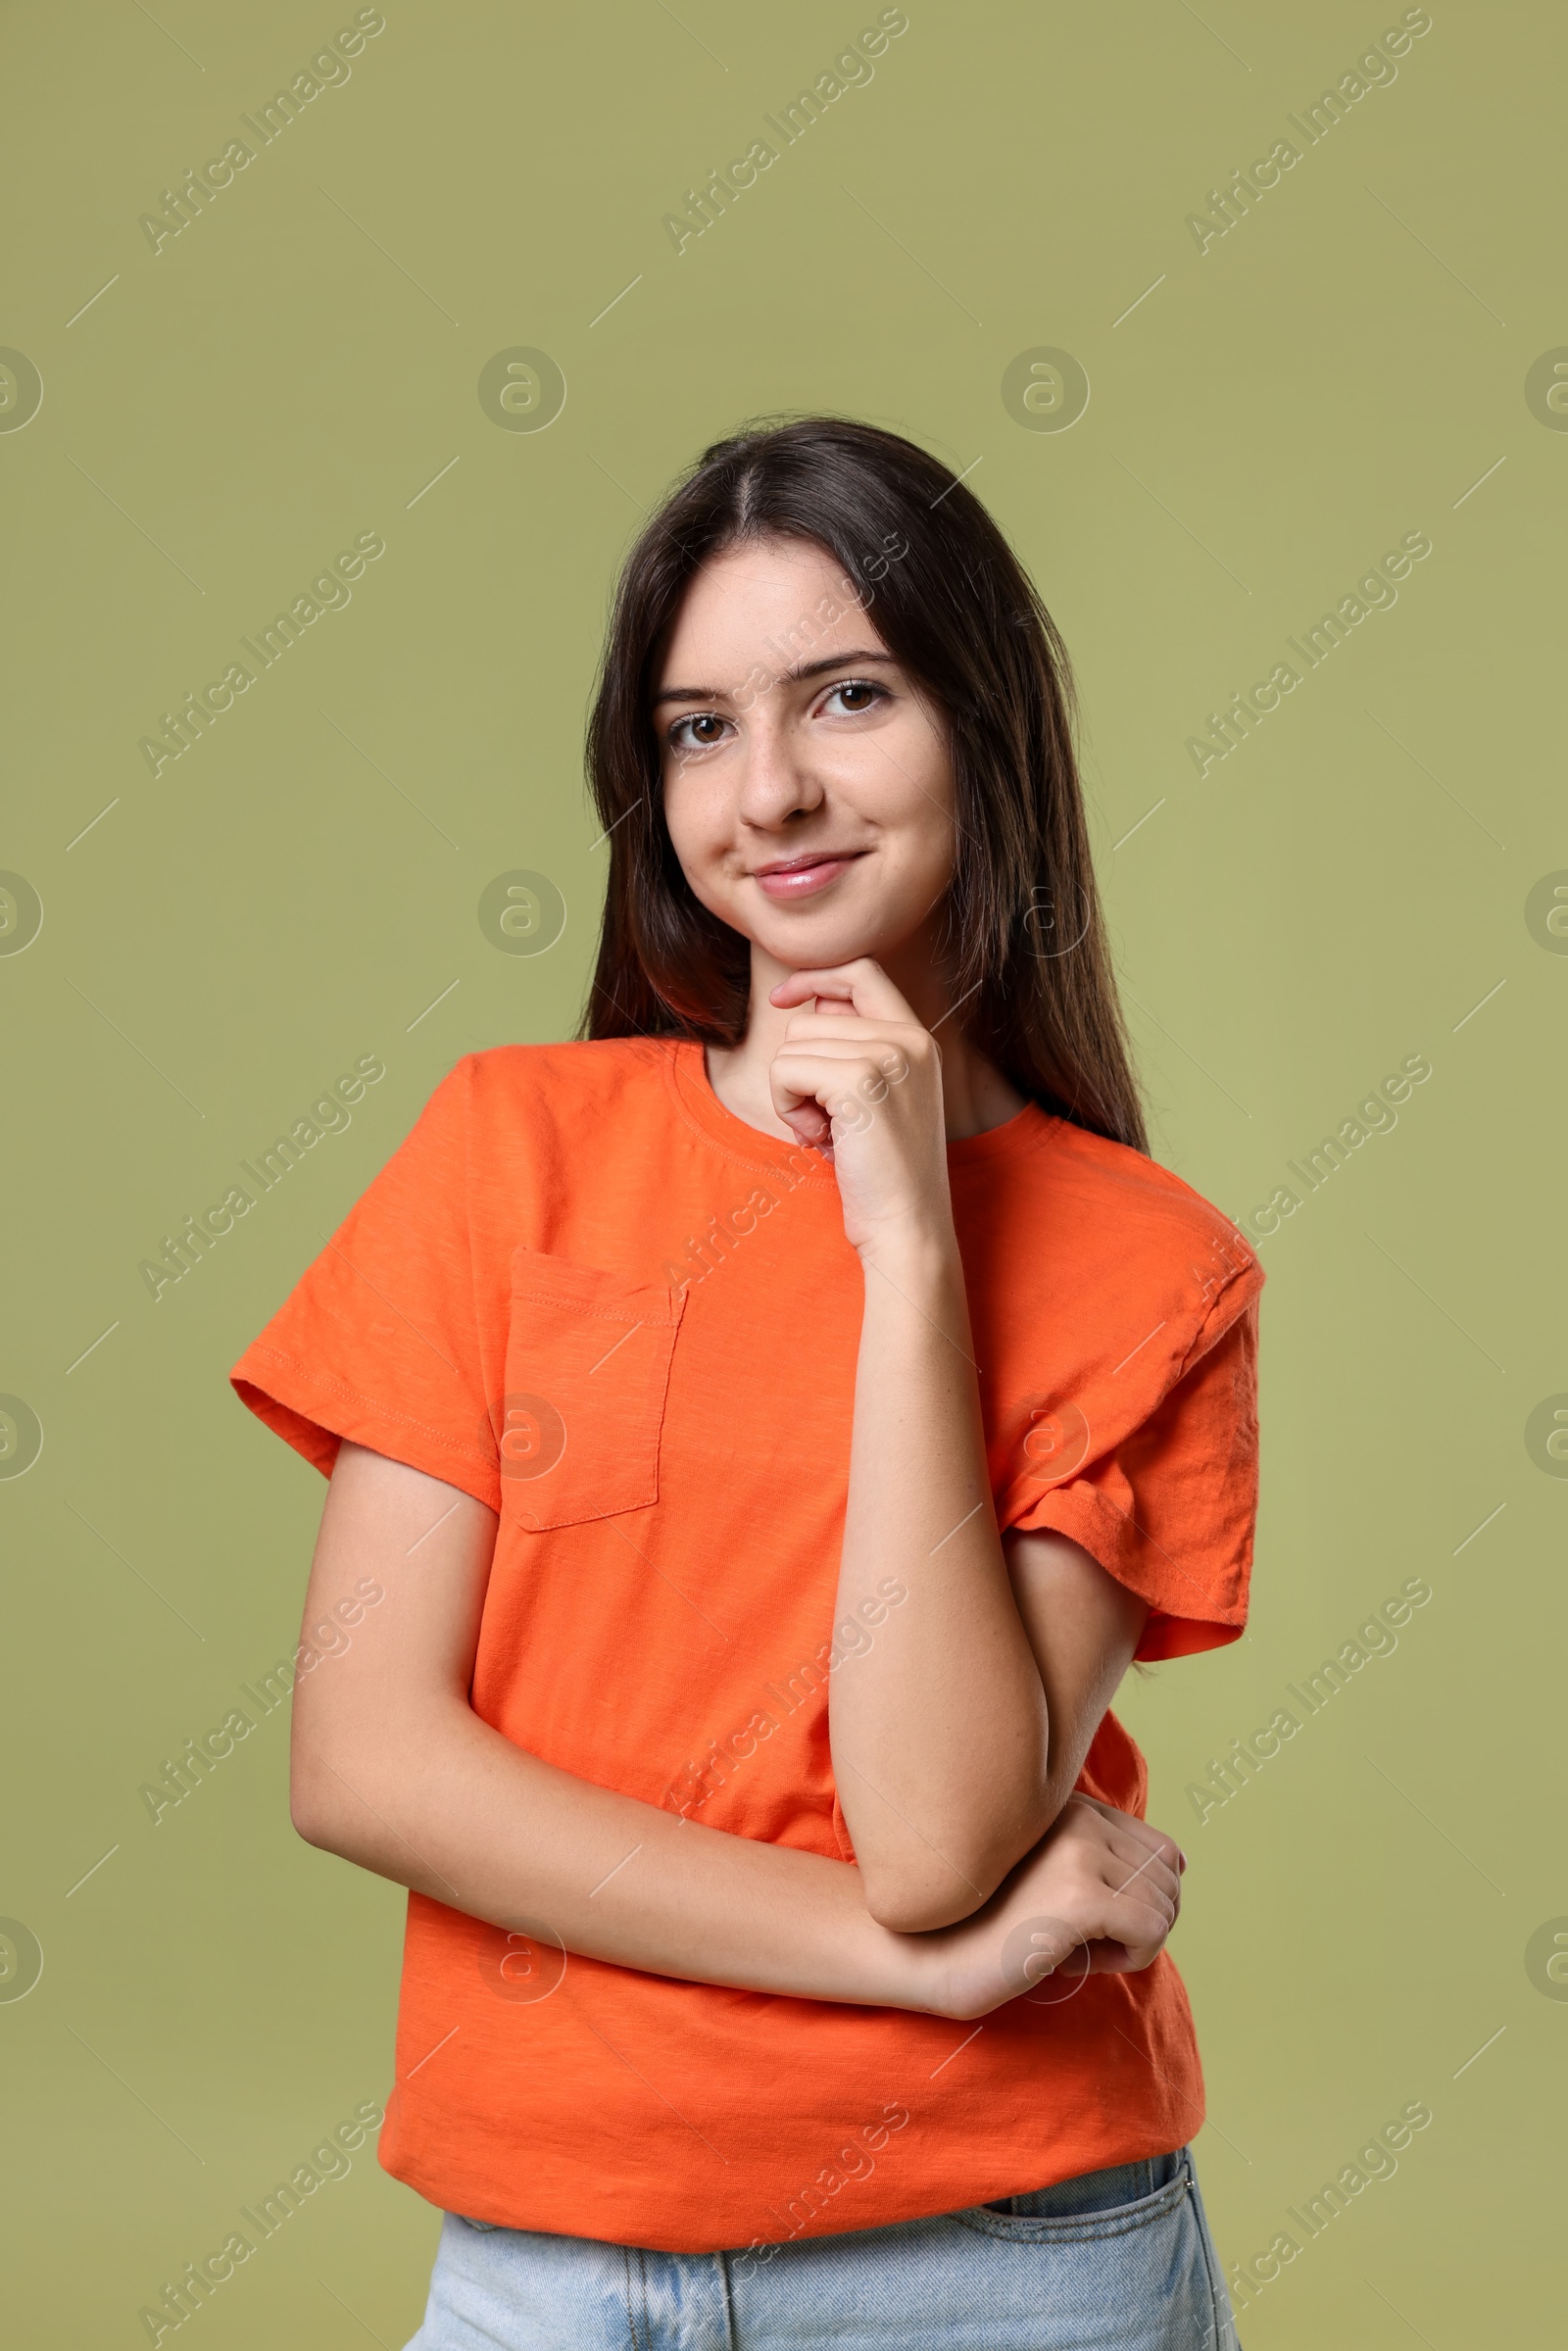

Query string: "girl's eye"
[[668, 711, 729, 753], [821, 679, 887, 717]]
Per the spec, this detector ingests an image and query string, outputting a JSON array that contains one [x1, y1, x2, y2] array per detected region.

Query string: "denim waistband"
[[982, 2146, 1185, 2220]]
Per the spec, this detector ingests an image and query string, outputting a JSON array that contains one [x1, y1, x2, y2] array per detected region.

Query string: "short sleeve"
[[229, 1055, 501, 1512], [1004, 1272, 1262, 1661]]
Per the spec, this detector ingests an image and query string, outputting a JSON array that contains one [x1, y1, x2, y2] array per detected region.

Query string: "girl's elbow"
[[289, 1793, 331, 1850], [861, 1852, 1003, 1935], [289, 1765, 346, 1852], [867, 1885, 980, 1935], [858, 1791, 1053, 1933]]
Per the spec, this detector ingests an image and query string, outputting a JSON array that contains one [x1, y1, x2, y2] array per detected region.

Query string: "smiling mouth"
[[749, 850, 868, 900]]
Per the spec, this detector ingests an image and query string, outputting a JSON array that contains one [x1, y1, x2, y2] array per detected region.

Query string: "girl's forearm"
[[831, 1236, 1054, 1931], [292, 1694, 944, 2011]]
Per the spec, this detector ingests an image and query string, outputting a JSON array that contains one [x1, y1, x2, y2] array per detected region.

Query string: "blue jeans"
[[404, 2146, 1240, 2349]]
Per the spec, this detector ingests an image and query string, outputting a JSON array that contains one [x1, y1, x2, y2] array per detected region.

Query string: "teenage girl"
[[233, 417, 1262, 2348]]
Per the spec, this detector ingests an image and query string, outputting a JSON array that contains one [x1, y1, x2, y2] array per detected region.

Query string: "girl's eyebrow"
[[651, 650, 898, 708]]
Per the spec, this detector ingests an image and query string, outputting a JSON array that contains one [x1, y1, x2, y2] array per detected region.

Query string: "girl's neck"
[[704, 946, 1029, 1146]]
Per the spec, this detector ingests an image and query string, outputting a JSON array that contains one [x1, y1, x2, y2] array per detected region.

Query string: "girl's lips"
[[751, 853, 865, 901]]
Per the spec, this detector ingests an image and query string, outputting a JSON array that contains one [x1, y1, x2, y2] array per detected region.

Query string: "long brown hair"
[[580, 416, 1148, 1153]]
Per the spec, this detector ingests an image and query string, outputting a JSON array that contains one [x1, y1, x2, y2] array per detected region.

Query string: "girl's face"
[[656, 535, 957, 973]]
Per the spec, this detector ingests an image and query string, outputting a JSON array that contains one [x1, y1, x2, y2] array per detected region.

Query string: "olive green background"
[[2, 0, 1561, 2341]]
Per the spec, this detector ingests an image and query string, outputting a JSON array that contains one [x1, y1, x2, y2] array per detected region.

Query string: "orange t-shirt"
[[230, 1038, 1263, 2253]]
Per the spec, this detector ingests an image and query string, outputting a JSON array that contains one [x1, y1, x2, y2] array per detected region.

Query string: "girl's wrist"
[[856, 1218, 961, 1290], [860, 1909, 966, 2019]]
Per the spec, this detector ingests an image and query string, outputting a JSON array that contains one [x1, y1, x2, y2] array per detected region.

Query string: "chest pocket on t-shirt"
[[496, 1249, 685, 1530]]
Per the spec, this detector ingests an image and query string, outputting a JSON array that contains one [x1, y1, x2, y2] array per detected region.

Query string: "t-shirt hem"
[[231, 1344, 502, 1514], [377, 2107, 1208, 2252], [1004, 1481, 1245, 1661]]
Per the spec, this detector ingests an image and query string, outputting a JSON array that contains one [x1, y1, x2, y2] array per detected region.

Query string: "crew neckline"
[[664, 1040, 1059, 1177]]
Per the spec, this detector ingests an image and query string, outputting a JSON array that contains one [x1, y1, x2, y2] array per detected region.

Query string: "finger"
[[1083, 1939, 1144, 1977], [1086, 1819, 1182, 1906], [779, 1012, 920, 1044], [780, 1109, 833, 1154], [1095, 1888, 1177, 1966], [1093, 1821, 1183, 1900], [1044, 1838, 1176, 1953], [1102, 1933, 1172, 1976], [1073, 1798, 1184, 1878], [1105, 1847, 1183, 1921], [1064, 1793, 1128, 1830], [766, 1065, 871, 1152], [1048, 1892, 1172, 1980], [772, 1038, 907, 1063], [1132, 1818, 1187, 1877], [768, 1050, 901, 1127], [765, 1058, 838, 1141], [1071, 1794, 1164, 1846], [769, 959, 917, 1023], [1065, 1805, 1168, 1883], [780, 1020, 922, 1083], [779, 1019, 917, 1063]]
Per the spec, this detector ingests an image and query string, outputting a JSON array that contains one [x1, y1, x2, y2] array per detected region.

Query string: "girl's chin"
[[706, 889, 940, 973], [754, 928, 884, 970]]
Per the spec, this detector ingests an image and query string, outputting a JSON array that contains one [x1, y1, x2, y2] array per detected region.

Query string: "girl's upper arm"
[[1002, 1525, 1150, 1817], [290, 1441, 499, 1822]]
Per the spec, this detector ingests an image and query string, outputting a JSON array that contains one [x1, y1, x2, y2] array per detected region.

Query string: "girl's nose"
[[736, 712, 825, 826]]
